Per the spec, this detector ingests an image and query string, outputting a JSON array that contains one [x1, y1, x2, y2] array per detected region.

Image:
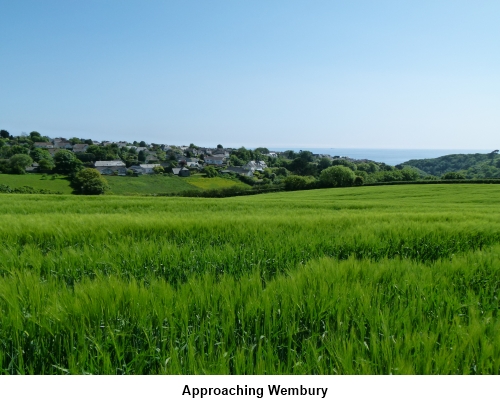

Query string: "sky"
[[1, 0, 499, 149]]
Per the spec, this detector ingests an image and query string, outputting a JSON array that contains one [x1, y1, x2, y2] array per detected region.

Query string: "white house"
[[204, 155, 225, 165]]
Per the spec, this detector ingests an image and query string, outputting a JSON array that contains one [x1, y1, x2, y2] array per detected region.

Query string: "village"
[[17, 133, 340, 178]]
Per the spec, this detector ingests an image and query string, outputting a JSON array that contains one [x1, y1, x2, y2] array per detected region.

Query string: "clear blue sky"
[[1, 1, 499, 148]]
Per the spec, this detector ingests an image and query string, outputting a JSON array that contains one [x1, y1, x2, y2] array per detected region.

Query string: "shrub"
[[71, 168, 109, 195], [319, 166, 355, 187], [442, 172, 466, 180]]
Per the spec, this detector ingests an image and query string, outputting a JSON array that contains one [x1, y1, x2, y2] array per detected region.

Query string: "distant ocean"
[[270, 148, 491, 166]]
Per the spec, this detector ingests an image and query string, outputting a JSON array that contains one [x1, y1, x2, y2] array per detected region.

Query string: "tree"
[[30, 148, 52, 162], [139, 141, 147, 147], [72, 168, 109, 195], [38, 158, 54, 172], [288, 157, 317, 176], [319, 166, 355, 187], [354, 176, 364, 186], [317, 157, 331, 171], [442, 172, 466, 180], [217, 144, 223, 149], [255, 147, 269, 154], [0, 130, 9, 139], [9, 154, 33, 174], [331, 159, 357, 171], [54, 150, 82, 175], [29, 131, 46, 142], [69, 137, 81, 145], [203, 166, 218, 178], [152, 166, 164, 174], [138, 150, 147, 162]]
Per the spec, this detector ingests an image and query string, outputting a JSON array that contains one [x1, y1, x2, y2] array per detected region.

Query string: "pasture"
[[0, 184, 499, 374]]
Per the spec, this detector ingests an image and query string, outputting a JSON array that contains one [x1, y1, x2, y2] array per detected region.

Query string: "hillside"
[[0, 173, 250, 195], [0, 173, 73, 194], [402, 151, 500, 178]]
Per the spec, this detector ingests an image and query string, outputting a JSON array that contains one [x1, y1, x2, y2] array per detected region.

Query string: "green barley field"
[[0, 184, 499, 374]]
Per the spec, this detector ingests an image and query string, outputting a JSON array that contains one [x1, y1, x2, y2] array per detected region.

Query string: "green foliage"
[[152, 166, 164, 175], [404, 153, 500, 178], [354, 176, 364, 186], [331, 159, 357, 171], [442, 171, 466, 180], [319, 165, 355, 187], [8, 154, 33, 174], [317, 157, 332, 171], [71, 168, 109, 195], [287, 157, 317, 176], [54, 150, 82, 175], [138, 150, 147, 162], [30, 148, 53, 162], [38, 158, 54, 172], [283, 175, 313, 190], [0, 129, 9, 139], [203, 166, 218, 178], [0, 184, 60, 194]]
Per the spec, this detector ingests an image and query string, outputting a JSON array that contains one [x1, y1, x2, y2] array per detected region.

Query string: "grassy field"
[[0, 184, 499, 374], [0, 173, 248, 195], [0, 173, 73, 194], [183, 174, 250, 190], [105, 174, 197, 195]]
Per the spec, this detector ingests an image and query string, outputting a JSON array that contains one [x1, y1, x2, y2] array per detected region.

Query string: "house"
[[172, 167, 191, 177], [139, 164, 161, 174], [213, 148, 230, 157], [54, 141, 72, 149], [244, 160, 267, 171], [72, 144, 89, 153], [94, 160, 127, 175], [144, 152, 159, 162], [265, 152, 278, 158], [204, 155, 226, 165], [33, 142, 54, 149], [222, 166, 253, 177], [128, 165, 144, 175]]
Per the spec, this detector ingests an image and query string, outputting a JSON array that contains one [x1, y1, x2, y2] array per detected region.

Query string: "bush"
[[442, 172, 466, 180], [283, 175, 309, 191], [354, 176, 364, 186], [203, 166, 218, 178], [319, 166, 356, 187], [71, 168, 109, 195], [8, 154, 33, 174]]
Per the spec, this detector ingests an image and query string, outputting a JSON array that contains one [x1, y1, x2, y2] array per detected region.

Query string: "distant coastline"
[[269, 148, 492, 166]]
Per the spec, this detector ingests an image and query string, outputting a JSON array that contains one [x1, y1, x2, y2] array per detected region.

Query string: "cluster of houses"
[[30, 138, 280, 177]]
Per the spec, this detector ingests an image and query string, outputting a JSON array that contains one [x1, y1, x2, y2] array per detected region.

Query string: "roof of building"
[[94, 160, 126, 167]]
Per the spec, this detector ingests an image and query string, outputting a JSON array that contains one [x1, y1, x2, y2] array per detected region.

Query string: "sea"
[[270, 148, 491, 166]]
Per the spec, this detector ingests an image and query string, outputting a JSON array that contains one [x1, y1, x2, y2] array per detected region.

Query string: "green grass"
[[0, 173, 73, 194], [0, 184, 499, 374], [183, 174, 251, 190], [105, 174, 198, 195]]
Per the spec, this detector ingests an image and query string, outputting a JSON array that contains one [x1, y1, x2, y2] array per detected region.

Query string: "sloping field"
[[105, 174, 197, 195], [0, 173, 73, 194], [183, 174, 250, 190], [0, 184, 499, 374]]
